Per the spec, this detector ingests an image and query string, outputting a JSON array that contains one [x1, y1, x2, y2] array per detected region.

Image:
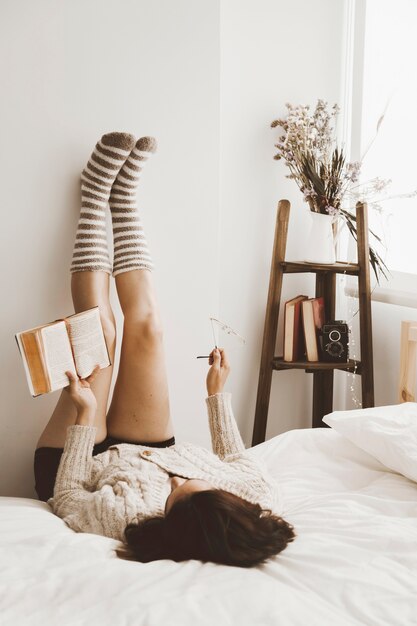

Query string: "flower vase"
[[304, 211, 336, 264]]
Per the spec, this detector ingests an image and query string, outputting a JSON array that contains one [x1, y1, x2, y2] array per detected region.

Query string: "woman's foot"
[[109, 137, 157, 276], [70, 132, 136, 274]]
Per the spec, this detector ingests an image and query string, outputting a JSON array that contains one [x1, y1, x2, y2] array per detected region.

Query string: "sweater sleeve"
[[54, 424, 97, 492], [49, 425, 133, 541], [205, 392, 246, 459]]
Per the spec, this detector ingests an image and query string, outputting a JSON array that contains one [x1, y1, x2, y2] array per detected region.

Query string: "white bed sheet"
[[1, 428, 417, 626]]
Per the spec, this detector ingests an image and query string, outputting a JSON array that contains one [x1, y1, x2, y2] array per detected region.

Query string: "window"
[[346, 0, 417, 306]]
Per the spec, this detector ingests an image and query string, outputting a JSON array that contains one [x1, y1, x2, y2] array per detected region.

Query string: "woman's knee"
[[125, 312, 163, 347]]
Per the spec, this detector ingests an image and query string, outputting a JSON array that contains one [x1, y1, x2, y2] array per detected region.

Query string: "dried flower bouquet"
[[271, 100, 390, 280]]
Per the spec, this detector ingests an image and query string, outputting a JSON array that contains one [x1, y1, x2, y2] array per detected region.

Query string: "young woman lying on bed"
[[34, 133, 295, 567]]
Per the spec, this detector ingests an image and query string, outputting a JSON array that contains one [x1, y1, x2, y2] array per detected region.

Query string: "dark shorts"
[[34, 434, 176, 502]]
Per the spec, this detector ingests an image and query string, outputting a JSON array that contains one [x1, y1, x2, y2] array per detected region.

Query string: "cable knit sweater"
[[49, 392, 280, 542]]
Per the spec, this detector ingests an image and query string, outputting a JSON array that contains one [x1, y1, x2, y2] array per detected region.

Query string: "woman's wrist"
[[75, 408, 96, 427], [207, 387, 224, 396]]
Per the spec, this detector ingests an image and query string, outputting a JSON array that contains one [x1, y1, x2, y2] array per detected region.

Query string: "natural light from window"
[[360, 0, 417, 277]]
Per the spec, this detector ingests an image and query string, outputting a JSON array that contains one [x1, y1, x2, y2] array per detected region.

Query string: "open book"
[[15, 306, 111, 397]]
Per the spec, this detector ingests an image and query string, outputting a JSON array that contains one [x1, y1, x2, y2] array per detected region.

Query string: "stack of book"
[[283, 295, 325, 362]]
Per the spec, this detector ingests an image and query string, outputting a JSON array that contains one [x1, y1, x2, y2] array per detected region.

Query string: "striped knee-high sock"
[[70, 132, 136, 274], [110, 136, 157, 276]]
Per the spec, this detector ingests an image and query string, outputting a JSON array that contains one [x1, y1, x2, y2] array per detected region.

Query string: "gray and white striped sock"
[[110, 136, 157, 276], [70, 132, 136, 274]]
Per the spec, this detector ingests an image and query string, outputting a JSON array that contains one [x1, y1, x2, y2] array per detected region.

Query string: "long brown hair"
[[117, 489, 295, 567]]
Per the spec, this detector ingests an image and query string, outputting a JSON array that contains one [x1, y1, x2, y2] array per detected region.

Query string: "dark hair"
[[118, 490, 295, 567]]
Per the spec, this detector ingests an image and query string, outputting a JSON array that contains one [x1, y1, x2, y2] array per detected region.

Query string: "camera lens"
[[327, 341, 344, 356], [329, 330, 341, 342]]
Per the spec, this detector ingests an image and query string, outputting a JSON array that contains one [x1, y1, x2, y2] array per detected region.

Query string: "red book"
[[301, 297, 325, 362], [283, 295, 308, 362]]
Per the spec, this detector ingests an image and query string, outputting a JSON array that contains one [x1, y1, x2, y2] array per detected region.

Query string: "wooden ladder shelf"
[[252, 200, 375, 445]]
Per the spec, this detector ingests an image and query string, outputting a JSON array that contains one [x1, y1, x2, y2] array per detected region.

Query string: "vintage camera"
[[320, 321, 349, 362]]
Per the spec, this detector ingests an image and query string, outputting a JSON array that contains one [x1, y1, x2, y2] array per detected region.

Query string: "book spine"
[[293, 301, 303, 360], [283, 305, 293, 362], [19, 332, 51, 395], [15, 334, 36, 397], [283, 306, 289, 361]]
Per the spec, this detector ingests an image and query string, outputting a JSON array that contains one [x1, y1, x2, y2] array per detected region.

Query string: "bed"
[[1, 401, 417, 626]]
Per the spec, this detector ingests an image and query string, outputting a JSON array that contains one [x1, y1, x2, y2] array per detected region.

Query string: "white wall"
[[0, 0, 220, 497], [219, 0, 346, 442]]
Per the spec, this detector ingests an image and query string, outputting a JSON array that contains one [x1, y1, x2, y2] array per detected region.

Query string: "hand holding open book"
[[16, 307, 111, 397], [65, 366, 101, 415]]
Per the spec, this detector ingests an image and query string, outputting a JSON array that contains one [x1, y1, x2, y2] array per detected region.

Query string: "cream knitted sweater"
[[49, 393, 280, 542]]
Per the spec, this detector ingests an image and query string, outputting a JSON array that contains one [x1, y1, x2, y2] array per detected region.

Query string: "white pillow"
[[322, 402, 417, 483]]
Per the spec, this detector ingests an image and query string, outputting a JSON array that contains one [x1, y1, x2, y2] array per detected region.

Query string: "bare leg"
[[106, 269, 173, 443], [35, 272, 116, 448]]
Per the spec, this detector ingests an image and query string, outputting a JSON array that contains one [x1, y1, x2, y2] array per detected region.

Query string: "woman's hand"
[[64, 366, 100, 420], [206, 348, 230, 396]]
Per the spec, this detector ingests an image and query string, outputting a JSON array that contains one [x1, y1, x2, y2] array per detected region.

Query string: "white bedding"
[[1, 428, 417, 626]]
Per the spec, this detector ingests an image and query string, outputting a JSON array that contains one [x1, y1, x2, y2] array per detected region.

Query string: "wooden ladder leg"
[[252, 200, 290, 446], [356, 202, 375, 407], [312, 272, 336, 428], [312, 372, 333, 428]]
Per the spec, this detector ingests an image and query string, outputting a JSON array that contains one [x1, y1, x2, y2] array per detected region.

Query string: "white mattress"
[[1, 428, 417, 626]]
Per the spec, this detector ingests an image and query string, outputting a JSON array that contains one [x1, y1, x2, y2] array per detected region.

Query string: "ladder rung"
[[281, 261, 360, 275], [271, 357, 362, 374]]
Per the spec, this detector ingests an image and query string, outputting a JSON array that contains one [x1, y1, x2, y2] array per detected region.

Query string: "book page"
[[66, 308, 110, 379], [41, 323, 77, 392]]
